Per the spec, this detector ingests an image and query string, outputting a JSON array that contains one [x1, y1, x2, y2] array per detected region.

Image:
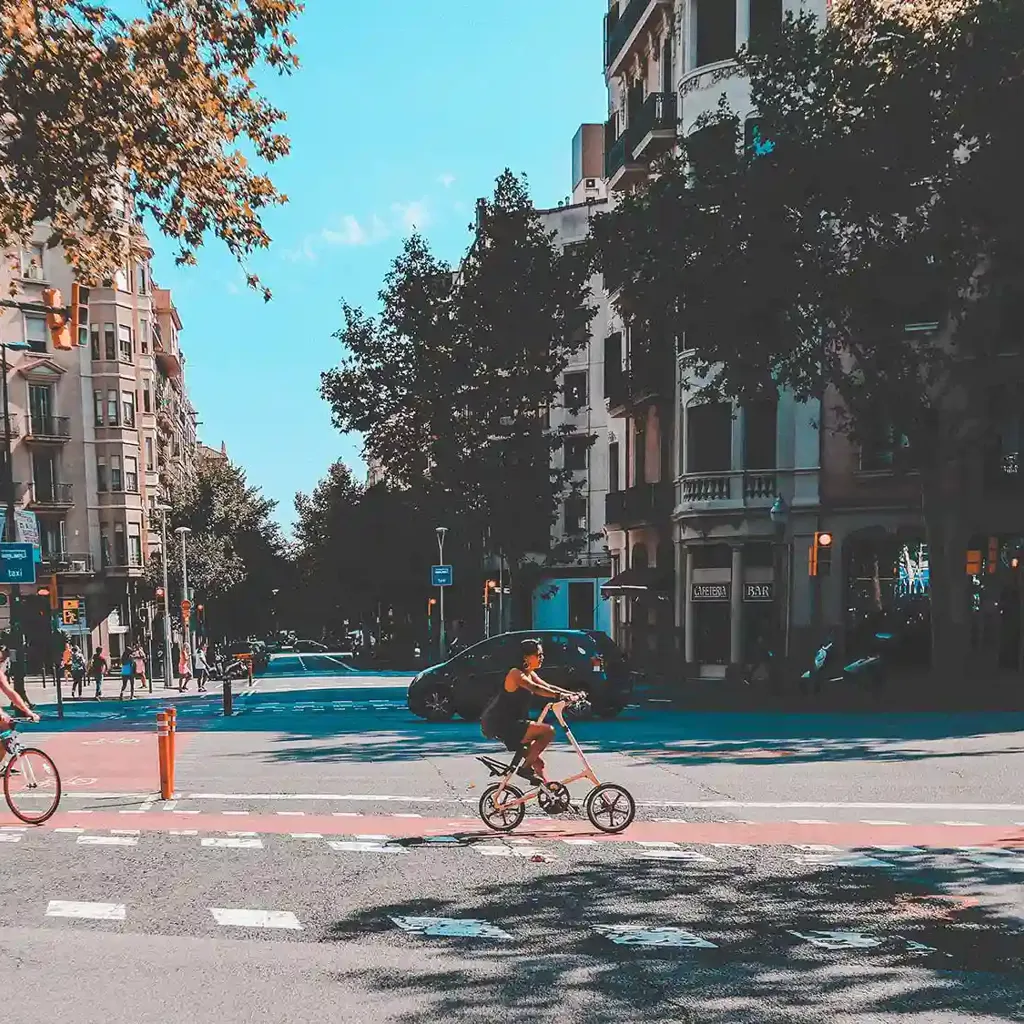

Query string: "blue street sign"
[[431, 565, 453, 587], [0, 543, 36, 584]]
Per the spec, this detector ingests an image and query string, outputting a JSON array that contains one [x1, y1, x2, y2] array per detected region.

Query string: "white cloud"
[[281, 236, 318, 263], [391, 200, 430, 234], [438, 172, 456, 189], [321, 214, 390, 247]]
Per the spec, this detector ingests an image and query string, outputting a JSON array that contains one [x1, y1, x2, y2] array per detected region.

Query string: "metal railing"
[[605, 0, 663, 67], [29, 481, 73, 505], [606, 482, 674, 527], [40, 552, 93, 574], [632, 92, 677, 146], [26, 414, 71, 439]]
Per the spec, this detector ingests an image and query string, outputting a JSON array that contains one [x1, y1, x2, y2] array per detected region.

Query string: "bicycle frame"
[[487, 701, 599, 811]]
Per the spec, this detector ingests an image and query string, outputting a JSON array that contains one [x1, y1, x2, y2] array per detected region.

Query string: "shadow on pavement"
[[323, 855, 1024, 1022]]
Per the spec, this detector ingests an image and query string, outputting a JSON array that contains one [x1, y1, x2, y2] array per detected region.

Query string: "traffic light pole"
[[160, 510, 173, 689]]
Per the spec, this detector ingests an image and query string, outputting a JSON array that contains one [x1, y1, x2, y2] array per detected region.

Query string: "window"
[[104, 323, 116, 360], [564, 436, 589, 471], [114, 523, 127, 566], [137, 262, 149, 296], [145, 437, 154, 471], [96, 456, 108, 492], [21, 244, 44, 280], [93, 390, 104, 427], [633, 422, 646, 487], [609, 440, 620, 492], [107, 390, 119, 425], [686, 402, 733, 473], [743, 399, 777, 469], [100, 528, 112, 568], [563, 371, 588, 411], [564, 495, 587, 534], [118, 324, 133, 362], [128, 528, 142, 566], [122, 391, 135, 427], [696, 0, 736, 67], [90, 324, 100, 361], [25, 315, 47, 352], [142, 382, 151, 413], [748, 0, 782, 54], [139, 318, 149, 354], [110, 455, 122, 492], [125, 456, 138, 492], [860, 424, 911, 472]]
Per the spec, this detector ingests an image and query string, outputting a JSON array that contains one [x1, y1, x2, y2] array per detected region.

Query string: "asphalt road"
[[5, 673, 1024, 1022]]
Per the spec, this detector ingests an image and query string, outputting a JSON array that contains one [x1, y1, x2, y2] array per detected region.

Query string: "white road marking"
[[355, 834, 391, 841], [562, 838, 598, 846], [169, 830, 198, 836], [332, 812, 362, 817], [289, 832, 324, 839], [637, 841, 679, 849], [1, 825, 26, 831], [639, 850, 716, 862], [46, 900, 126, 921], [110, 829, 140, 836], [595, 925, 717, 948], [223, 810, 250, 816], [210, 908, 302, 930], [938, 821, 984, 827], [794, 853, 890, 869], [0, 834, 21, 843], [201, 837, 263, 849], [391, 916, 511, 939], [861, 820, 907, 826], [789, 930, 883, 950], [792, 819, 829, 825], [162, 801, 178, 811], [54, 827, 85, 834], [77, 835, 137, 847], [328, 840, 404, 854], [792, 844, 841, 852], [226, 831, 258, 837], [172, 810, 200, 815], [276, 811, 305, 817], [118, 809, 144, 815], [394, 813, 422, 818]]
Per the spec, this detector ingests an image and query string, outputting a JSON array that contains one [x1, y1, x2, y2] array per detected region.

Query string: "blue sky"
[[147, 0, 608, 534]]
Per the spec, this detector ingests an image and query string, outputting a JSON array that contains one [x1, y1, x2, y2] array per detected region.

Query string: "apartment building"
[[0, 228, 200, 663], [595, 0, 829, 678]]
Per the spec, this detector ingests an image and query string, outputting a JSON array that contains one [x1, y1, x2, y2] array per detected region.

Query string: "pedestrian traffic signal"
[[70, 282, 89, 348], [809, 531, 833, 576], [156, 586, 165, 599], [61, 598, 81, 626], [42, 287, 72, 350]]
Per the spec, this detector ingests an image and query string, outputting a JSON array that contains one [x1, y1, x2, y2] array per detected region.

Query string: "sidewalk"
[[19, 673, 222, 707]]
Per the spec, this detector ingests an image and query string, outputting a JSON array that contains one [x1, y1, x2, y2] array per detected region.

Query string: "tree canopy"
[[591, 0, 1024, 672], [321, 171, 596, 578], [0, 0, 301, 297]]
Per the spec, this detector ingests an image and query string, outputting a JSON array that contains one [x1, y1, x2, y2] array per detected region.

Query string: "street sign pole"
[[436, 528, 447, 662]]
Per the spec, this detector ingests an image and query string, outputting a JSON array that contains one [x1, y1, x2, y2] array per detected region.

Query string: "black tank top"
[[494, 678, 531, 721]]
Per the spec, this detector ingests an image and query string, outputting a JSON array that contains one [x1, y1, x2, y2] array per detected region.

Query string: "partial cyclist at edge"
[[480, 637, 584, 785], [0, 645, 41, 763]]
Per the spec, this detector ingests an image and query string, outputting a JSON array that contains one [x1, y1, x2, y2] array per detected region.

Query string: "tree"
[[147, 453, 288, 639], [321, 171, 595, 612], [0, 0, 300, 297], [591, 0, 1024, 679], [292, 462, 436, 646]]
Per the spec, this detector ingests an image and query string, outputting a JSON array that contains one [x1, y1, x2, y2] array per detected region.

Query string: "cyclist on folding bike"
[[480, 638, 584, 785], [0, 646, 40, 768]]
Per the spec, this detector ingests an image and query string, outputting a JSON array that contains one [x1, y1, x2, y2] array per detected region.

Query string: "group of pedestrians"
[[176, 642, 211, 693]]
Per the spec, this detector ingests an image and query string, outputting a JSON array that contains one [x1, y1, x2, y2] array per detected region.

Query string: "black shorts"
[[495, 718, 531, 752]]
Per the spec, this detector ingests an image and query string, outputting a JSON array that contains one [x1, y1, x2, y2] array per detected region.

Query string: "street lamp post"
[[436, 526, 447, 661], [271, 588, 279, 639], [175, 526, 192, 669], [158, 506, 174, 688], [2, 341, 31, 704]]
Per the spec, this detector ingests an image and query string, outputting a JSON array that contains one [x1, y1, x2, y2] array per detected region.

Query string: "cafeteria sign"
[[691, 583, 730, 602]]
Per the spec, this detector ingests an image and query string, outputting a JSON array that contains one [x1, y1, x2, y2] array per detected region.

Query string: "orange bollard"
[[167, 706, 177, 797], [157, 711, 170, 800]]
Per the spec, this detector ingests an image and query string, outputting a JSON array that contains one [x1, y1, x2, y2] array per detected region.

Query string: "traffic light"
[[70, 283, 89, 348], [41, 287, 71, 350], [809, 531, 834, 576], [483, 579, 498, 605], [156, 586, 165, 599]]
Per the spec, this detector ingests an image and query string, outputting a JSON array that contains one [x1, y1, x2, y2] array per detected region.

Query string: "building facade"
[[0, 227, 200, 666]]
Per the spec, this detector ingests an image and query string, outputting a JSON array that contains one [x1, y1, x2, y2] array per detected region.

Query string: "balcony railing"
[[605, 346, 673, 416], [677, 470, 779, 507], [40, 552, 93, 575], [606, 482, 674, 527], [605, 0, 668, 68], [631, 92, 677, 155], [0, 417, 19, 438], [29, 481, 73, 506], [605, 128, 634, 179], [25, 415, 71, 441]]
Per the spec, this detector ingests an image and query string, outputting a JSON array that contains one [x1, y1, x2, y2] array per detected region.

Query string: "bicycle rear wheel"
[[5, 747, 62, 824]]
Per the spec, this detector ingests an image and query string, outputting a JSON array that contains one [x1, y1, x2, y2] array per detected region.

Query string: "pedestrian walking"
[[70, 644, 87, 698], [119, 649, 136, 700], [133, 643, 148, 693], [178, 647, 193, 692], [60, 639, 72, 685], [194, 643, 209, 693], [90, 648, 108, 700]]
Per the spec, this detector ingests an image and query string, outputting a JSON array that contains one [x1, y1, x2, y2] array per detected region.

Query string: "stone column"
[[730, 544, 743, 671], [684, 546, 695, 668], [736, 0, 750, 51]]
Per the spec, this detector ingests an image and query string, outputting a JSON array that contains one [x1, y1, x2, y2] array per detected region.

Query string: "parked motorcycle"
[[801, 631, 893, 696]]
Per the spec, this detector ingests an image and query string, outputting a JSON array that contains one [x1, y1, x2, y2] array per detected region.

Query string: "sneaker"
[[516, 765, 542, 786]]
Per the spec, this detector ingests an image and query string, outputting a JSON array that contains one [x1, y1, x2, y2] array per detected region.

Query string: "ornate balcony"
[[676, 470, 779, 511]]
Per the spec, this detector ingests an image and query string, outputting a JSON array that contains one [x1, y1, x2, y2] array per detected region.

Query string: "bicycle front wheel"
[[5, 747, 62, 824]]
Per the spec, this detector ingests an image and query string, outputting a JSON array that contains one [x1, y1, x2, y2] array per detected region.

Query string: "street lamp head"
[[435, 526, 447, 539], [174, 526, 192, 537], [769, 496, 789, 526]]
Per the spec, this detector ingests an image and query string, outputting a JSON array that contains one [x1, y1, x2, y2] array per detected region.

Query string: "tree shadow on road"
[[321, 852, 1024, 1023]]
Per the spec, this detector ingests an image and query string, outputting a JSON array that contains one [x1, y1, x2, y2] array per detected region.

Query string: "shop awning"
[[600, 567, 673, 597]]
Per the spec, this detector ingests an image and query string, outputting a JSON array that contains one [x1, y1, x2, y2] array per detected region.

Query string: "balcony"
[[39, 552, 94, 576], [675, 470, 779, 510], [605, 0, 672, 74], [631, 92, 677, 159], [24, 415, 71, 443], [0, 416, 19, 438], [27, 481, 73, 509], [605, 347, 672, 417], [605, 122, 647, 191], [103, 553, 143, 574], [606, 481, 674, 528]]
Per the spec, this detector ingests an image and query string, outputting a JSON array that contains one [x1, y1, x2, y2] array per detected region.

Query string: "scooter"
[[801, 632, 893, 696]]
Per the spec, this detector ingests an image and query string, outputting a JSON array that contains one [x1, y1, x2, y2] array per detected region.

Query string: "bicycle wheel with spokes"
[[585, 782, 635, 834], [5, 747, 62, 824], [479, 782, 526, 832]]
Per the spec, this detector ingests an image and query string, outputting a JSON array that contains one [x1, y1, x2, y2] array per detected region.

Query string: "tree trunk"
[[921, 470, 971, 696]]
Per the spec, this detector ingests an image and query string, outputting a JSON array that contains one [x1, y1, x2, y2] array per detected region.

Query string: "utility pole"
[[159, 507, 173, 688], [436, 526, 447, 661]]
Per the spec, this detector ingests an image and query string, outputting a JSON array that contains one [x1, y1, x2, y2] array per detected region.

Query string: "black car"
[[407, 629, 632, 722]]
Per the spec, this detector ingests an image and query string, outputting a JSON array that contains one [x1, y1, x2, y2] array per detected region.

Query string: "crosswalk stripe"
[[46, 900, 125, 921], [209, 908, 302, 930]]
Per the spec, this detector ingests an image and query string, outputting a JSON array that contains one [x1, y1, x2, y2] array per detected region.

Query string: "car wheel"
[[421, 684, 454, 722]]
